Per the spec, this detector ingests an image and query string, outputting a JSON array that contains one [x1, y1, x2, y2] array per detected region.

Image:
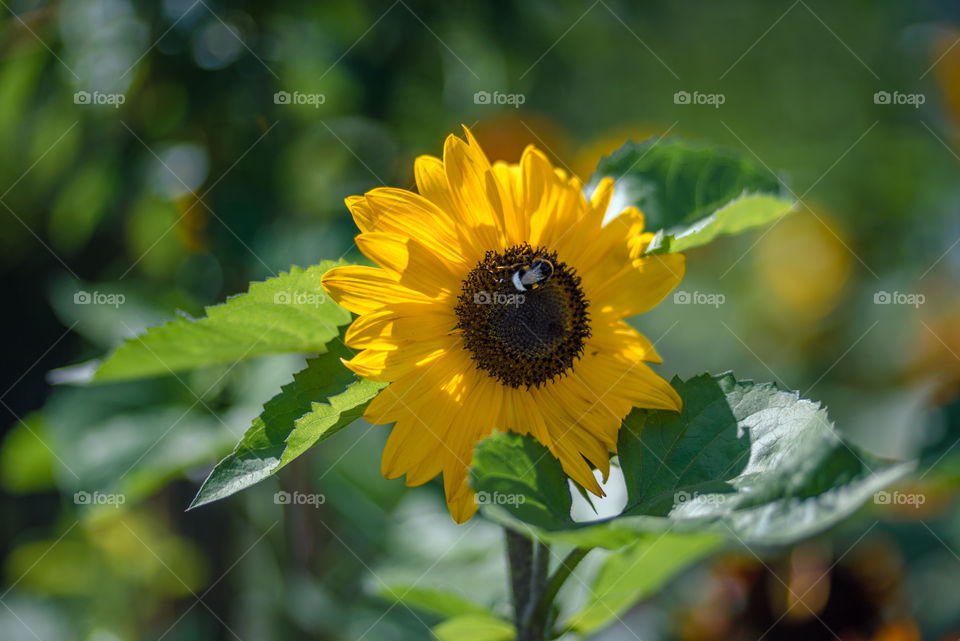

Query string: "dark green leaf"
[[471, 374, 909, 548], [189, 341, 384, 508], [469, 432, 575, 532]]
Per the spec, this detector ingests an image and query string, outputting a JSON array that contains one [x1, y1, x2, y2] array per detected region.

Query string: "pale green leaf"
[[566, 533, 721, 634], [432, 614, 515, 641], [650, 193, 795, 254], [377, 585, 492, 619]]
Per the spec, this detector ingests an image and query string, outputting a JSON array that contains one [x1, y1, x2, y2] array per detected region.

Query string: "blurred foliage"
[[2, 0, 960, 639]]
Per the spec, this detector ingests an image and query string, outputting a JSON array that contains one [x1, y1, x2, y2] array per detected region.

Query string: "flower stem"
[[505, 529, 533, 628], [505, 527, 591, 641], [532, 546, 590, 635]]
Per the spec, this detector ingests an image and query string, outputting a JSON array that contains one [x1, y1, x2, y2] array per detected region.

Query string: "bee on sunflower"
[[322, 127, 685, 523]]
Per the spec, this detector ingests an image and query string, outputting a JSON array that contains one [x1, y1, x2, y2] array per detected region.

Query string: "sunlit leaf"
[[90, 262, 350, 382], [589, 137, 794, 253], [472, 374, 909, 548], [650, 193, 795, 254]]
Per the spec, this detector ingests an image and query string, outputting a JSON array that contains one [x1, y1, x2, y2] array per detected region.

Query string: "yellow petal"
[[343, 337, 454, 381], [414, 154, 457, 217], [345, 306, 456, 350], [321, 265, 431, 315], [355, 231, 463, 297], [589, 321, 663, 364], [443, 133, 504, 251], [361, 188, 468, 264], [590, 253, 686, 319]]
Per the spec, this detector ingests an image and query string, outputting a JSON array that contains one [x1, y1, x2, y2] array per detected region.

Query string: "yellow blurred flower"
[[754, 209, 852, 322]]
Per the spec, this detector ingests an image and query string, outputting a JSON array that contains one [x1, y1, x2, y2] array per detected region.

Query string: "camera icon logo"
[[74, 290, 92, 304], [274, 91, 291, 105], [673, 90, 691, 105], [874, 490, 891, 504], [674, 490, 691, 504], [274, 491, 292, 504], [873, 91, 891, 105], [673, 290, 691, 304], [873, 290, 891, 304], [74, 490, 91, 504], [474, 90, 491, 105], [274, 291, 292, 304], [73, 91, 91, 105], [473, 291, 492, 304], [474, 491, 491, 505]]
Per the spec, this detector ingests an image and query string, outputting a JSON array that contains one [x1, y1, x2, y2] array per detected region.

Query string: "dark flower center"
[[454, 243, 590, 388]]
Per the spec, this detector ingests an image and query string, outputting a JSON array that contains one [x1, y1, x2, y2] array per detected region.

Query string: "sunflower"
[[321, 127, 685, 523]]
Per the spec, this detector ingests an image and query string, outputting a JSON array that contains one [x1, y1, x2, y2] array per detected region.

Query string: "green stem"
[[531, 547, 591, 638], [520, 541, 550, 640], [505, 527, 592, 641], [505, 529, 534, 628]]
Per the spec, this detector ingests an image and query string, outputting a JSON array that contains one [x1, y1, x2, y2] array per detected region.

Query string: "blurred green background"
[[2, 0, 960, 639]]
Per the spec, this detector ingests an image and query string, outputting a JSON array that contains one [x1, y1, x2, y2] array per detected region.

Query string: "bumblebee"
[[495, 258, 554, 292]]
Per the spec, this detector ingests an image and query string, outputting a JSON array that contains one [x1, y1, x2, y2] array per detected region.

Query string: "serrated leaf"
[[471, 374, 910, 548], [91, 262, 350, 382], [432, 614, 515, 641], [189, 341, 384, 508], [565, 532, 721, 634], [615, 373, 910, 544], [377, 585, 491, 619], [590, 138, 794, 253]]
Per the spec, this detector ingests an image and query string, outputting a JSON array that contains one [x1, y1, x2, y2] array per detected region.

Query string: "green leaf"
[[649, 193, 795, 254], [377, 585, 492, 619], [469, 432, 575, 532], [589, 138, 794, 252], [566, 532, 721, 634], [0, 413, 56, 493], [432, 614, 515, 641], [189, 341, 385, 508], [472, 374, 909, 548], [614, 373, 909, 544], [91, 262, 350, 382]]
